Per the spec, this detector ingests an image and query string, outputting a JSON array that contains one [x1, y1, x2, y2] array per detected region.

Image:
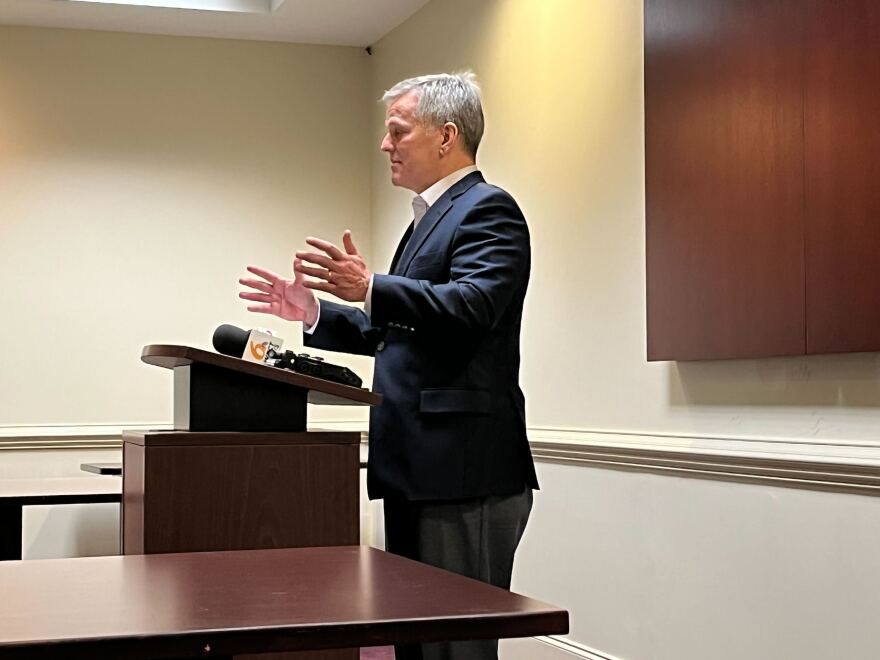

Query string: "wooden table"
[[0, 477, 121, 561], [0, 545, 568, 659]]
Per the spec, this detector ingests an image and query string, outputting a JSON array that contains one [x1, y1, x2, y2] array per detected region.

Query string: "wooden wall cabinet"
[[645, 0, 880, 360]]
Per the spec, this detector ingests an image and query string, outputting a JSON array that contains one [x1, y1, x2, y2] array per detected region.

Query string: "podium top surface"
[[142, 344, 381, 407], [0, 546, 568, 657]]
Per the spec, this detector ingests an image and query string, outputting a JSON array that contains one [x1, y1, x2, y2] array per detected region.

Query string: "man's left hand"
[[295, 230, 372, 303]]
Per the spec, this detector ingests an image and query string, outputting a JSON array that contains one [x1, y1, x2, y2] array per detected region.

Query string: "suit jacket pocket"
[[420, 388, 491, 414]]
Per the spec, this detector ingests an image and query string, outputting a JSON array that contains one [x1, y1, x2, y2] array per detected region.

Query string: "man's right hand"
[[238, 259, 319, 327]]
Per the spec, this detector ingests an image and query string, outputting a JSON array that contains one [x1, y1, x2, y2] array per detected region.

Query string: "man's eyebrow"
[[386, 116, 409, 127]]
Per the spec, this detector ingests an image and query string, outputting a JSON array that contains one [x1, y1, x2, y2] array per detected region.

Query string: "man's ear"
[[440, 122, 460, 155]]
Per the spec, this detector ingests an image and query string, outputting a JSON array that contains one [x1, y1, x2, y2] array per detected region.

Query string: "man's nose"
[[380, 134, 392, 152]]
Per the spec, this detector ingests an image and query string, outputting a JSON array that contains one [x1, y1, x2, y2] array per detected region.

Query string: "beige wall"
[[0, 25, 372, 427], [368, 0, 880, 442], [8, 3, 876, 435]]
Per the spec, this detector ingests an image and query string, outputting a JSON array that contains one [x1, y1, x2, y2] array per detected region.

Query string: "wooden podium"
[[122, 345, 382, 660]]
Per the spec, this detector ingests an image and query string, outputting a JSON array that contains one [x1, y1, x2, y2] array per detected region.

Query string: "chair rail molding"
[[0, 421, 367, 450], [5, 423, 880, 495], [528, 427, 880, 497]]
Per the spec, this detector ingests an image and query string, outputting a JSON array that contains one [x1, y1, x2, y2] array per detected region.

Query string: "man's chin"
[[389, 170, 420, 191]]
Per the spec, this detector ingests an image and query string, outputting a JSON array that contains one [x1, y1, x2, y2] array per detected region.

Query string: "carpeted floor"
[[360, 646, 394, 659]]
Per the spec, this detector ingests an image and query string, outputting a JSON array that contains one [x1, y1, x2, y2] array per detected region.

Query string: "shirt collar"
[[417, 165, 479, 209]]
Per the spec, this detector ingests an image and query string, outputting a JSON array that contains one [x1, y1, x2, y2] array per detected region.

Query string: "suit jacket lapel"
[[389, 221, 414, 273], [394, 171, 484, 275]]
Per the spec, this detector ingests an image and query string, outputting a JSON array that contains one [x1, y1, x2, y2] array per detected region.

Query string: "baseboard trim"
[[531, 636, 625, 660]]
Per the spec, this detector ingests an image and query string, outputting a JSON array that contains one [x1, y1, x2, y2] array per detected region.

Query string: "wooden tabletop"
[[0, 546, 568, 659]]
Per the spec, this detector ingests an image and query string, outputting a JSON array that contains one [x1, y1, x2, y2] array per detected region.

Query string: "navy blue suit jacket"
[[305, 171, 538, 500]]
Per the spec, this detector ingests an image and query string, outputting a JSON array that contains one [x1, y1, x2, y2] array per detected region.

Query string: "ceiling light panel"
[[62, 0, 285, 13]]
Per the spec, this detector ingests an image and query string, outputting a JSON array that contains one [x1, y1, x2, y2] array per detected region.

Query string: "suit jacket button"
[[376, 341, 386, 352]]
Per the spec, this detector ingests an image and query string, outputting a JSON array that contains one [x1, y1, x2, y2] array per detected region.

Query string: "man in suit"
[[239, 72, 538, 660]]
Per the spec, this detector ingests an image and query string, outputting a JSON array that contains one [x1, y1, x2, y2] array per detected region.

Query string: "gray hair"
[[382, 71, 485, 158]]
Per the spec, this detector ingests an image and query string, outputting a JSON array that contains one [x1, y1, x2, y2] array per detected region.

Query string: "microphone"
[[212, 323, 250, 357], [212, 324, 283, 363], [211, 324, 362, 388]]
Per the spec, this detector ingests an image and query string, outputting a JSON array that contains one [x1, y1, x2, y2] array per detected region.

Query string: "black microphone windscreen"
[[212, 324, 250, 357]]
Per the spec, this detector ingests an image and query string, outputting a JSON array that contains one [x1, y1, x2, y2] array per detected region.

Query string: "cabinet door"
[[805, 0, 880, 354], [645, 0, 806, 360]]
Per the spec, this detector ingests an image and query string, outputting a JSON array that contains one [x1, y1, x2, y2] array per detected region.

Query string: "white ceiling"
[[0, 0, 431, 47]]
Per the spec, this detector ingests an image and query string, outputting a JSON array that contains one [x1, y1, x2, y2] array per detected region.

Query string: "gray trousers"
[[383, 487, 533, 660]]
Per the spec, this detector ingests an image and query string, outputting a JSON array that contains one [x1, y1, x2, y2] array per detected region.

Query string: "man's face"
[[380, 90, 443, 193]]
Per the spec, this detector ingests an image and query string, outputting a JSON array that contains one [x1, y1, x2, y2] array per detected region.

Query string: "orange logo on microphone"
[[250, 341, 267, 361]]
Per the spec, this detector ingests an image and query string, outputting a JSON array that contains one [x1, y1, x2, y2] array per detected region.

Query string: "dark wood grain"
[[142, 345, 381, 406], [122, 432, 359, 556], [0, 546, 568, 659], [645, 0, 806, 360], [804, 0, 880, 354], [122, 440, 146, 556]]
